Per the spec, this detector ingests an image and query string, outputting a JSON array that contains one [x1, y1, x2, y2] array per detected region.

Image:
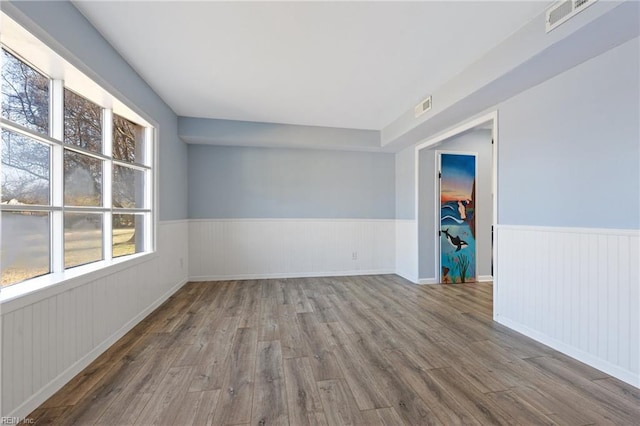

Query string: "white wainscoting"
[[189, 219, 395, 281], [495, 225, 640, 387], [395, 220, 418, 283], [1, 220, 189, 418]]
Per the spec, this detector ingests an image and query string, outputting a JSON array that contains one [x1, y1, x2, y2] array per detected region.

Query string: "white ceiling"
[[74, 1, 550, 130]]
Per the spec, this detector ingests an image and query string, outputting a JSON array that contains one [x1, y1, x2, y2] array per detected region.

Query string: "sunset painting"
[[440, 153, 477, 284]]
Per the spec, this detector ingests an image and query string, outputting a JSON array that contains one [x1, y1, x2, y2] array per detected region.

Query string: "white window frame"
[[0, 12, 157, 303]]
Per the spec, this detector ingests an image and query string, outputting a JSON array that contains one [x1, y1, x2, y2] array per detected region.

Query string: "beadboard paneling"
[[395, 219, 418, 283], [495, 225, 640, 387], [189, 219, 395, 280], [1, 221, 189, 418]]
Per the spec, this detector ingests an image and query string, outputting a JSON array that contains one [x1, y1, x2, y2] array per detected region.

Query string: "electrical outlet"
[[352, 251, 358, 261], [179, 257, 184, 269]]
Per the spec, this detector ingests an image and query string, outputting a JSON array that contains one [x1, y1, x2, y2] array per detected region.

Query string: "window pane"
[[64, 212, 103, 268], [1, 129, 50, 205], [1, 211, 50, 286], [113, 114, 146, 164], [64, 150, 102, 206], [113, 213, 145, 258], [113, 164, 145, 208], [1, 49, 49, 135], [64, 88, 102, 153]]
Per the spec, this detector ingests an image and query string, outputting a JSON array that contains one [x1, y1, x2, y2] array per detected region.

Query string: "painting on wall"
[[439, 153, 477, 283]]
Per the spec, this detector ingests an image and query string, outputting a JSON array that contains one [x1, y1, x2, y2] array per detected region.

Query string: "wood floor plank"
[[297, 312, 343, 381], [24, 277, 638, 426], [278, 304, 307, 359], [290, 279, 314, 313], [47, 356, 146, 425], [21, 405, 69, 425], [375, 407, 405, 426], [593, 377, 640, 406], [96, 391, 153, 425], [323, 322, 389, 410], [304, 286, 339, 323], [238, 279, 261, 328], [485, 390, 557, 425], [258, 287, 280, 342], [172, 389, 221, 426], [347, 333, 441, 425], [212, 327, 257, 425], [383, 348, 480, 425], [360, 409, 384, 425], [307, 411, 330, 426], [173, 342, 206, 367], [427, 367, 513, 425], [525, 356, 640, 424], [317, 379, 371, 426], [284, 357, 324, 426], [189, 316, 240, 392], [135, 365, 193, 425], [251, 341, 288, 426], [507, 384, 597, 424]]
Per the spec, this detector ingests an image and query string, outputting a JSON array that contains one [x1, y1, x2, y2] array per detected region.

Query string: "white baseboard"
[[418, 275, 492, 285], [189, 269, 395, 282], [496, 316, 639, 388], [395, 271, 418, 284], [7, 278, 189, 420]]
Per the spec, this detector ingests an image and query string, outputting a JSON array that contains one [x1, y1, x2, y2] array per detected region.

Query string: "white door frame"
[[414, 111, 498, 315]]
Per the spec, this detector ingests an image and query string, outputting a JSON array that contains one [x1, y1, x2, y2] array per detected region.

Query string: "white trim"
[[6, 277, 189, 421], [187, 217, 396, 223], [418, 276, 492, 285], [189, 269, 395, 282], [150, 127, 158, 253], [157, 219, 190, 225], [396, 271, 419, 284], [415, 111, 498, 152], [496, 224, 639, 236], [496, 316, 639, 388], [417, 278, 438, 285]]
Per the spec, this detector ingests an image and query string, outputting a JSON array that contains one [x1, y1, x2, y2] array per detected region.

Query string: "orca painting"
[[439, 153, 477, 283]]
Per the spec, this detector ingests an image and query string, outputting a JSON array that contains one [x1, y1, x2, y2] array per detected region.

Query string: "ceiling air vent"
[[414, 95, 432, 118], [546, 0, 598, 33]]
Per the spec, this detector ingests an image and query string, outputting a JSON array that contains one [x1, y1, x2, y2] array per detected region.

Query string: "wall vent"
[[414, 95, 432, 118], [546, 0, 598, 33]]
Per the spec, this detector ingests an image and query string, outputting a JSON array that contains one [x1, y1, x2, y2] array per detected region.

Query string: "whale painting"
[[439, 153, 477, 283]]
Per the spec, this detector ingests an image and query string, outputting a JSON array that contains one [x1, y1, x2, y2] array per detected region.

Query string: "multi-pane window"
[[1, 47, 154, 288]]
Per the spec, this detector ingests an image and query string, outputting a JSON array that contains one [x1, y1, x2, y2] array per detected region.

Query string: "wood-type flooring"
[[22, 275, 640, 425]]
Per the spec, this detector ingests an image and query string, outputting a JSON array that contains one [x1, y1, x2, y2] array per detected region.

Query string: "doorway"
[[415, 112, 497, 287]]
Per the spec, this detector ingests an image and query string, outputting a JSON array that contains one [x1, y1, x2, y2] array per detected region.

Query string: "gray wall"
[[189, 145, 395, 219], [7, 1, 188, 220], [396, 37, 639, 232], [498, 37, 639, 229], [418, 130, 493, 279], [395, 146, 416, 220]]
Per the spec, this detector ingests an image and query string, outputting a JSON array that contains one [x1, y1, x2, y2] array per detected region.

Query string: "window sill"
[[0, 251, 158, 313]]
